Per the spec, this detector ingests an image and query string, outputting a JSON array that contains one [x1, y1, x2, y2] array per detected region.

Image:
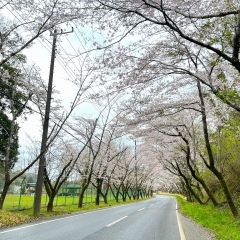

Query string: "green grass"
[[175, 195, 240, 240], [3, 193, 117, 210]]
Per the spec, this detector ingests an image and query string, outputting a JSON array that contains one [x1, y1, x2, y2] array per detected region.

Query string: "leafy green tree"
[[0, 57, 29, 172], [0, 56, 33, 209]]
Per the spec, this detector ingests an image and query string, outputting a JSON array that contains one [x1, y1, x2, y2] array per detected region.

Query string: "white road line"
[[106, 216, 128, 227], [176, 202, 186, 240], [137, 208, 145, 212]]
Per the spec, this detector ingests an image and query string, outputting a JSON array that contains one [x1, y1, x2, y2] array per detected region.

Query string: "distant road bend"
[[0, 195, 185, 240]]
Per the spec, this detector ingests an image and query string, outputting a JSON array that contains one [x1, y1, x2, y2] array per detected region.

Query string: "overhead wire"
[[32, 0, 110, 116], [2, 5, 88, 99], [55, 26, 113, 118], [56, 39, 109, 118], [3, 3, 76, 81], [2, 1, 113, 122], [5, 0, 121, 125], [69, 22, 118, 119]]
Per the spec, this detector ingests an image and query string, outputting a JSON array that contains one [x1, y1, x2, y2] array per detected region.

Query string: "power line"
[[2, 3, 117, 120]]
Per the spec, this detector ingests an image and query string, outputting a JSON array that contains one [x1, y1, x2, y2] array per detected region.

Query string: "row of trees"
[[41, 108, 157, 212], [0, 54, 157, 213], [0, 0, 159, 214], [75, 0, 240, 218], [1, 0, 240, 219]]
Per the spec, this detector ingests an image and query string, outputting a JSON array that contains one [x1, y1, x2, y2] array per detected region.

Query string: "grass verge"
[[0, 198, 145, 228], [175, 195, 240, 240]]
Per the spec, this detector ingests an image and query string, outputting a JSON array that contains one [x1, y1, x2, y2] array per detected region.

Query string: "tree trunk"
[[173, 162, 202, 204], [122, 187, 126, 202], [47, 195, 54, 212], [109, 185, 116, 201], [178, 130, 219, 206], [110, 184, 121, 202], [197, 80, 238, 217], [139, 190, 143, 199], [0, 181, 10, 209], [78, 186, 88, 208], [188, 155, 218, 206], [197, 178, 218, 206], [212, 168, 238, 217], [183, 177, 203, 204], [78, 192, 84, 208], [95, 191, 100, 205], [95, 178, 104, 206], [126, 191, 132, 200], [102, 194, 108, 204], [115, 189, 120, 202], [101, 184, 110, 204], [130, 187, 136, 199], [186, 189, 193, 202], [121, 185, 126, 202]]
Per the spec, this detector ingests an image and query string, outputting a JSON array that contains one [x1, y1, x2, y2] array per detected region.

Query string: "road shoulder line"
[[176, 202, 187, 240]]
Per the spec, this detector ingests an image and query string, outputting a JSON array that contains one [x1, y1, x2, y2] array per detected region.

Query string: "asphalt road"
[[0, 195, 182, 240]]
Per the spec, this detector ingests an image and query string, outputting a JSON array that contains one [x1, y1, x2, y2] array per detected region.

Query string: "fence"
[[3, 188, 127, 211]]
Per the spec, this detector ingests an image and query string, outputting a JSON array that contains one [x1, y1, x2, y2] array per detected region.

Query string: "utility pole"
[[135, 139, 138, 200], [33, 28, 73, 216]]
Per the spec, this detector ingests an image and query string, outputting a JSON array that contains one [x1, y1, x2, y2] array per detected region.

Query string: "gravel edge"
[[178, 212, 216, 240]]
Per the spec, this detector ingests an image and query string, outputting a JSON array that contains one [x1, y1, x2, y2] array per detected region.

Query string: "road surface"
[[0, 195, 183, 240]]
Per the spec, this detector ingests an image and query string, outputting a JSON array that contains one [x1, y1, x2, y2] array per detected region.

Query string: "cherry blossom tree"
[[0, 0, 90, 66], [44, 117, 97, 212]]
